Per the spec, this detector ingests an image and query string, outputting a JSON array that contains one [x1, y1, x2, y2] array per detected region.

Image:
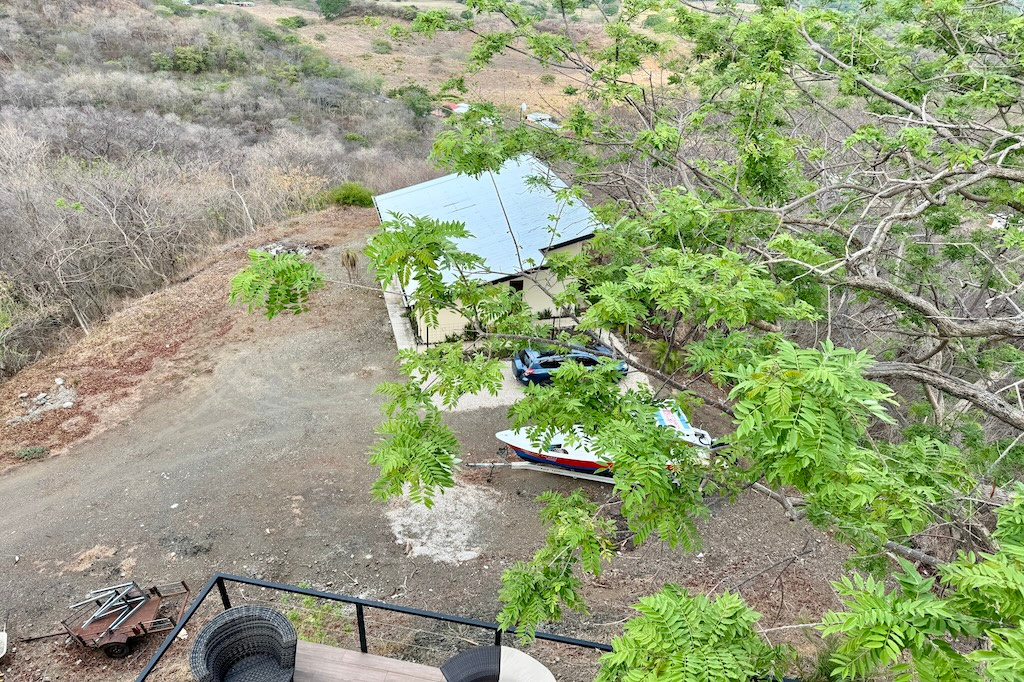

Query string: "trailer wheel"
[[101, 642, 131, 659]]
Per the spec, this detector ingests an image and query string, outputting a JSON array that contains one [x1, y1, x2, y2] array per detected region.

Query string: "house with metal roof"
[[373, 156, 598, 344]]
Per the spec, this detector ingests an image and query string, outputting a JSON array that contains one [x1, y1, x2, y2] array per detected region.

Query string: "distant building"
[[373, 156, 598, 344]]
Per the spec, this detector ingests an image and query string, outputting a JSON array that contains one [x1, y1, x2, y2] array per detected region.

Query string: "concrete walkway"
[[382, 276, 417, 351]]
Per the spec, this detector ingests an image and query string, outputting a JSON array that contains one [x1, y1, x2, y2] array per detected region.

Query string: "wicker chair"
[[190, 605, 297, 682], [440, 645, 501, 682]]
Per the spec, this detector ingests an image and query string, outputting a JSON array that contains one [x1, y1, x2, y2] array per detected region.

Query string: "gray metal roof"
[[373, 156, 597, 295]]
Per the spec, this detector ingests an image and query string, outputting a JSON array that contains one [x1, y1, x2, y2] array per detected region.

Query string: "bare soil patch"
[[65, 545, 118, 573], [385, 481, 500, 563]]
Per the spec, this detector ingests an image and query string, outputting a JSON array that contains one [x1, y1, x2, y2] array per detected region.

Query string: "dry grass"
[[235, 4, 585, 112], [231, 2, 693, 128]]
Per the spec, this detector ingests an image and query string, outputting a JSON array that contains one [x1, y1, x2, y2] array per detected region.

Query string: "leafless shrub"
[[0, 3, 437, 378]]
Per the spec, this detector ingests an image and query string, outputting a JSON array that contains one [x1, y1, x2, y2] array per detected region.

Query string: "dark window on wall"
[[509, 279, 524, 292]]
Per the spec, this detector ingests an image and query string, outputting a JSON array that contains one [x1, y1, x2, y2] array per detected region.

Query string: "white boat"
[[496, 407, 715, 474]]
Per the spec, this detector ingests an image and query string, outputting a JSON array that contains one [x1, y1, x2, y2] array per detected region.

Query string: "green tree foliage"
[[171, 45, 209, 74], [596, 586, 788, 682], [150, 51, 174, 71], [498, 490, 616, 638], [370, 345, 503, 505], [234, 0, 1024, 678], [277, 16, 309, 29], [389, 85, 434, 117], [228, 251, 324, 320], [318, 0, 350, 20], [822, 489, 1024, 681], [153, 0, 193, 17], [150, 46, 212, 73]]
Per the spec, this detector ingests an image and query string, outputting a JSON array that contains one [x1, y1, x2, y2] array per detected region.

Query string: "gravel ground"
[[0, 210, 851, 682]]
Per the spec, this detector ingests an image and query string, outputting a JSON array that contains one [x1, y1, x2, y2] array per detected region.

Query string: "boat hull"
[[505, 444, 611, 474]]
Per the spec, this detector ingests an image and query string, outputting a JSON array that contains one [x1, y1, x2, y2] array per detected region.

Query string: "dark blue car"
[[512, 345, 627, 385]]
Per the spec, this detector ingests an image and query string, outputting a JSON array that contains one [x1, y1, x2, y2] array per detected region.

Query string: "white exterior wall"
[[413, 240, 586, 343], [416, 307, 473, 344]]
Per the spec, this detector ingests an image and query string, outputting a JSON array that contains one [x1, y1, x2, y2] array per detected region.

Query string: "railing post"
[[493, 629, 502, 646], [356, 603, 368, 653], [216, 577, 232, 610]]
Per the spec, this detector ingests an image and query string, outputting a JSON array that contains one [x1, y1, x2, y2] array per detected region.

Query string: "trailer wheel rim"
[[102, 642, 131, 658]]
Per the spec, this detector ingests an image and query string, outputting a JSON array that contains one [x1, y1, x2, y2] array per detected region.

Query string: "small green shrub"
[[563, 85, 579, 95], [16, 446, 48, 461], [54, 44, 74, 64], [343, 132, 370, 146], [173, 45, 209, 74], [153, 0, 193, 17], [314, 32, 327, 41], [255, 26, 282, 43], [643, 14, 668, 30], [388, 85, 432, 117], [223, 44, 248, 72], [521, 0, 548, 19], [319, 0, 351, 20], [370, 38, 393, 54], [387, 24, 409, 39], [277, 16, 309, 29], [0, 281, 15, 332], [272, 63, 301, 84], [460, 9, 473, 19], [323, 182, 374, 207], [539, 73, 555, 85], [301, 54, 342, 78], [151, 51, 174, 71]]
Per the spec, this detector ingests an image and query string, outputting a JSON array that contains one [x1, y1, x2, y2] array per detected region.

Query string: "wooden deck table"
[[294, 640, 446, 682]]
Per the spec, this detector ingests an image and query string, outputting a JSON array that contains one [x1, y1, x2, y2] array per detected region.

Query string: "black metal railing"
[[135, 572, 612, 680]]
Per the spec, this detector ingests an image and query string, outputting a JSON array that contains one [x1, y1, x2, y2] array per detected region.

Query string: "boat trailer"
[[465, 460, 614, 484]]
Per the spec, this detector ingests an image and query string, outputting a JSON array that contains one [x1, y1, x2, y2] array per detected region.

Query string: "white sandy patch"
[[385, 482, 499, 563]]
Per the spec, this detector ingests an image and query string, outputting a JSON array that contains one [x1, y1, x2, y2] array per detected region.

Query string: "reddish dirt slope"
[[0, 207, 379, 472]]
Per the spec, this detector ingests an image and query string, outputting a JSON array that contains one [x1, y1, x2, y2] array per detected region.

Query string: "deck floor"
[[294, 640, 446, 681]]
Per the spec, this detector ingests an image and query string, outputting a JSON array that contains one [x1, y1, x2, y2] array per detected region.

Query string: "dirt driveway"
[[0, 211, 849, 682], [0, 209, 596, 680]]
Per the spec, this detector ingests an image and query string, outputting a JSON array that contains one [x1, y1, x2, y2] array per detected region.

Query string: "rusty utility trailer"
[[62, 581, 190, 658]]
